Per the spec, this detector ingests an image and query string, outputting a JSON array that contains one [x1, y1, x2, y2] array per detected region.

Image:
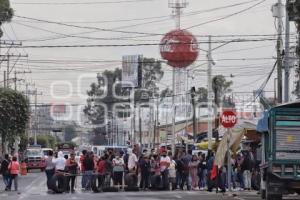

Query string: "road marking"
[[18, 174, 45, 200], [234, 197, 246, 200]]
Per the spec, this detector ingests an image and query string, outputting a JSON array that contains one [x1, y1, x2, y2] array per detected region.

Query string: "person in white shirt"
[[168, 156, 177, 190], [160, 151, 171, 190], [112, 152, 125, 187], [52, 151, 66, 171], [127, 148, 138, 173], [51, 151, 66, 190]]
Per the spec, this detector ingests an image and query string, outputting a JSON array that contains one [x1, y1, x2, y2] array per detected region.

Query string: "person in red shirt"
[[80, 150, 87, 189], [8, 156, 20, 191], [97, 156, 106, 189]]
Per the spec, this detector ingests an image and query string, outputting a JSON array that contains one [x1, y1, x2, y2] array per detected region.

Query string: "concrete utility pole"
[[207, 36, 213, 151], [26, 88, 42, 145], [227, 129, 232, 192], [2, 54, 28, 89], [139, 105, 142, 147], [272, 0, 284, 103], [7, 55, 10, 88], [284, 0, 290, 103], [34, 88, 38, 145], [3, 71, 6, 88], [191, 87, 196, 142], [14, 71, 17, 91]]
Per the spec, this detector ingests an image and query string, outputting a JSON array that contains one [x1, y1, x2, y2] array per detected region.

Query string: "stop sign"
[[220, 111, 237, 128]]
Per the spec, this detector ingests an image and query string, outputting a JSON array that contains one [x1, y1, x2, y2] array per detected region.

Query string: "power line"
[[254, 60, 277, 101], [12, 0, 158, 5], [9, 38, 278, 49], [14, 15, 162, 36], [185, 0, 267, 29]]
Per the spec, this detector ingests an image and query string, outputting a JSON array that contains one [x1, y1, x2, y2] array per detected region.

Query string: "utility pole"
[[191, 87, 196, 142], [139, 105, 142, 148], [7, 54, 10, 88], [3, 71, 6, 88], [34, 88, 38, 145], [26, 88, 42, 145], [272, 0, 284, 103], [207, 36, 213, 151], [1, 54, 28, 89], [14, 71, 17, 91], [169, 0, 187, 156], [284, 0, 290, 103]]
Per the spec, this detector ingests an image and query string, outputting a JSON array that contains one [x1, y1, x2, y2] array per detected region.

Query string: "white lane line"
[[18, 174, 45, 199], [234, 197, 246, 200]]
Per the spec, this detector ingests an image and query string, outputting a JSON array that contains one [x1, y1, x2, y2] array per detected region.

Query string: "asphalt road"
[[0, 171, 299, 200]]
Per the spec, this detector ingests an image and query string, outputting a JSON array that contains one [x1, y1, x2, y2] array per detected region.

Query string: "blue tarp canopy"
[[256, 111, 268, 133]]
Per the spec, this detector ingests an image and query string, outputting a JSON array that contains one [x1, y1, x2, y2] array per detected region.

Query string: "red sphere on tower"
[[160, 29, 199, 68]]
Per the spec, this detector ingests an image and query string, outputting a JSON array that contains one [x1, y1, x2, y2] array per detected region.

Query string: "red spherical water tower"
[[160, 29, 199, 68]]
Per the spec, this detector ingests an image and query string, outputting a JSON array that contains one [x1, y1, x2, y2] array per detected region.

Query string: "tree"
[[64, 125, 77, 142], [196, 87, 208, 103], [29, 135, 58, 148], [0, 88, 30, 153], [84, 57, 164, 145], [0, 0, 13, 37], [140, 58, 164, 95], [293, 67, 300, 98], [84, 68, 124, 144], [212, 75, 233, 106], [160, 88, 173, 99]]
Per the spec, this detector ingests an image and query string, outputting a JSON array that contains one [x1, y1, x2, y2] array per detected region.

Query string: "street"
[[0, 171, 298, 200]]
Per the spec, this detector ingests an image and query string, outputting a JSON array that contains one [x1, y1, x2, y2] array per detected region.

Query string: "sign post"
[[220, 110, 237, 192]]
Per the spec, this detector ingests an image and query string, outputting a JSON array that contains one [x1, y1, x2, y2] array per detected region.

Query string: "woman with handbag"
[[8, 156, 19, 191]]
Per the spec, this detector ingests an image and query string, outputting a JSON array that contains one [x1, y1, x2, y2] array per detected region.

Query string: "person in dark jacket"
[[175, 153, 184, 189], [83, 152, 95, 190], [0, 154, 10, 191], [180, 152, 191, 190], [139, 154, 150, 190], [241, 150, 253, 190], [65, 152, 78, 193]]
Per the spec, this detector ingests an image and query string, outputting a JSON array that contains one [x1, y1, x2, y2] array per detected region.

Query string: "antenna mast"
[[168, 0, 187, 29]]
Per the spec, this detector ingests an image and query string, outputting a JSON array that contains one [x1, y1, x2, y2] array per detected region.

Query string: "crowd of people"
[[0, 146, 260, 194], [43, 146, 260, 193]]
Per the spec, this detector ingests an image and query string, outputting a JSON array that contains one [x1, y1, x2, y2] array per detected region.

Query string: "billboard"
[[122, 55, 142, 88]]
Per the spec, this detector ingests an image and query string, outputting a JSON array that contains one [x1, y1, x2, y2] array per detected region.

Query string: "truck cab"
[[260, 102, 300, 200], [24, 145, 46, 172]]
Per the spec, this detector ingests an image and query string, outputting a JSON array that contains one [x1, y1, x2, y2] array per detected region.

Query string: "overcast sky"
[[1, 0, 297, 108]]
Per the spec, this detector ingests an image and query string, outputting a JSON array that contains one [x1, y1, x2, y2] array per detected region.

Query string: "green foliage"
[[212, 75, 233, 106], [196, 87, 208, 103], [84, 58, 164, 145], [64, 125, 77, 142], [0, 88, 30, 153], [135, 58, 163, 101], [141, 58, 164, 92], [37, 135, 48, 148], [160, 88, 172, 99], [19, 132, 28, 152], [0, 0, 13, 37], [29, 135, 58, 149]]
